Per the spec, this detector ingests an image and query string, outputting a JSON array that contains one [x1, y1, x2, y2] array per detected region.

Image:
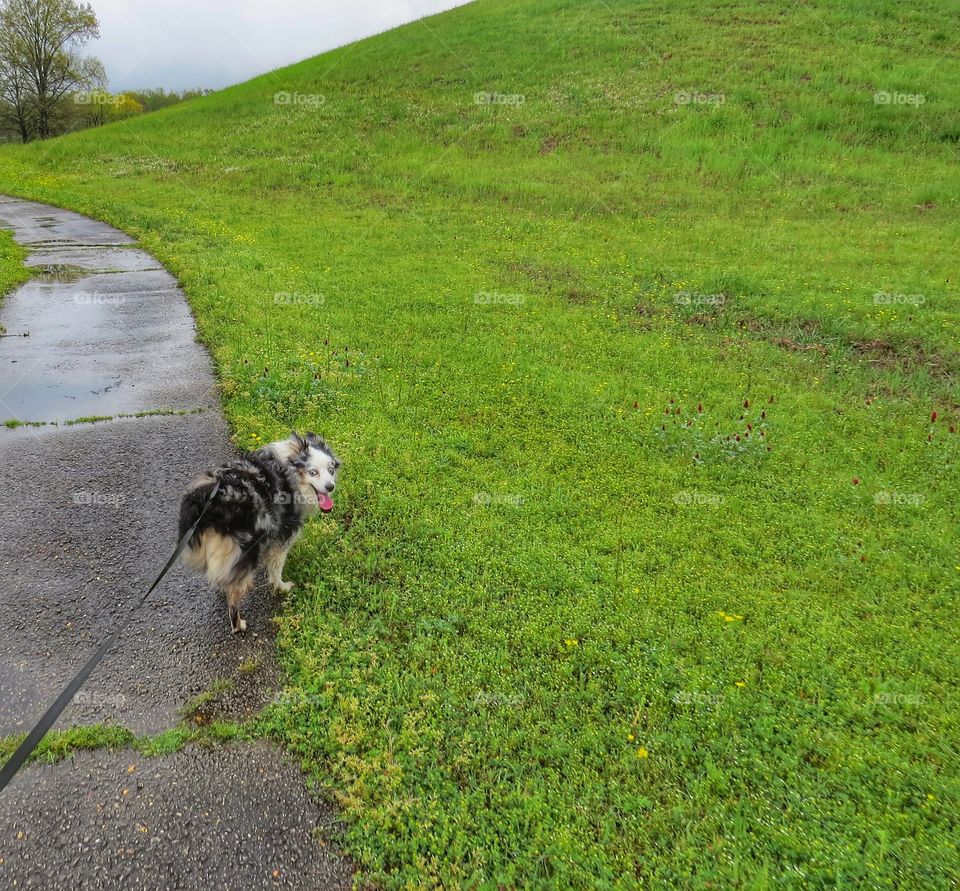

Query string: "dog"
[[178, 432, 340, 633]]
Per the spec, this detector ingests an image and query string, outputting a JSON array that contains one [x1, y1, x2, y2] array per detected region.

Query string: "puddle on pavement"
[[1, 257, 154, 424], [0, 204, 201, 427], [32, 264, 91, 283], [0, 373, 124, 423]]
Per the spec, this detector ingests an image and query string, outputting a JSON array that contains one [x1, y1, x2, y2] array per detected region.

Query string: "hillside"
[[1, 0, 958, 886]]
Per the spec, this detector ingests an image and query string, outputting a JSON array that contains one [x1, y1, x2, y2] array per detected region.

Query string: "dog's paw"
[[232, 618, 247, 634], [276, 580, 295, 594]]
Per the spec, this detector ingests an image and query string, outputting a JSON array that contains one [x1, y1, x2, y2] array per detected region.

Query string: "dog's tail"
[[179, 472, 245, 587], [179, 472, 218, 566]]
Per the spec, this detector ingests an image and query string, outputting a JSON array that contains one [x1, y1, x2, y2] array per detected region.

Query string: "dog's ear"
[[284, 432, 310, 468], [306, 432, 341, 468], [288, 431, 308, 453]]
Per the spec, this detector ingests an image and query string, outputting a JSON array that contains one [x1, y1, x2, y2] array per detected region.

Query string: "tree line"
[[0, 0, 209, 143]]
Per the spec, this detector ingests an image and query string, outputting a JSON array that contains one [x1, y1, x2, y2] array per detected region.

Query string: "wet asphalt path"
[[0, 743, 355, 890], [0, 197, 352, 889]]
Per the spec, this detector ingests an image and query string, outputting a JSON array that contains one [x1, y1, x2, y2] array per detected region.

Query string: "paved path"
[[0, 197, 352, 889]]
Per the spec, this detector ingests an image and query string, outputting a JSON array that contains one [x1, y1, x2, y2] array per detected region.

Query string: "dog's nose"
[[325, 482, 335, 492]]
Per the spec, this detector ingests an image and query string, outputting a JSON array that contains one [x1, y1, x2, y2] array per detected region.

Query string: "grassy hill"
[[2, 0, 958, 885]]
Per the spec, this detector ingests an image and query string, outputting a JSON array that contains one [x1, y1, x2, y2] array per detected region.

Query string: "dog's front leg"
[[266, 544, 294, 593]]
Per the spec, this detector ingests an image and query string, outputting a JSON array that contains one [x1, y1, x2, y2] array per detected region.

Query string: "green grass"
[[0, 229, 27, 289], [178, 677, 235, 721], [2, 409, 203, 428], [0, 724, 136, 765], [3, 419, 47, 428], [133, 721, 250, 757], [1, 0, 958, 886], [62, 414, 115, 426], [0, 228, 29, 331], [0, 721, 251, 765]]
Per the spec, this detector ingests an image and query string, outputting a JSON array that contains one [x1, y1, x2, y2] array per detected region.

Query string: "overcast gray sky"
[[89, 0, 472, 92]]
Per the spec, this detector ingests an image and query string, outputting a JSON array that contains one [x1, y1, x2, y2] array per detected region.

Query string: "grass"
[[3, 419, 47, 428], [0, 721, 251, 766], [0, 229, 27, 291], [0, 725, 135, 765], [2, 409, 204, 428], [133, 721, 250, 757], [0, 0, 958, 886], [0, 228, 29, 332], [63, 414, 115, 426], [178, 677, 235, 721]]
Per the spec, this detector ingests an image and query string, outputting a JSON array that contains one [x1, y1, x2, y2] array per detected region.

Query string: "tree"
[[0, 29, 32, 140], [0, 0, 102, 140], [109, 92, 142, 121], [124, 87, 213, 113]]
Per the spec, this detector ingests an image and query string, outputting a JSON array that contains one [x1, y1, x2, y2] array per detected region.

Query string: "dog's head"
[[272, 432, 341, 514]]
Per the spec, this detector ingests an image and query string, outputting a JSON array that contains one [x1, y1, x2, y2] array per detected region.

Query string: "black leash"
[[0, 479, 221, 795]]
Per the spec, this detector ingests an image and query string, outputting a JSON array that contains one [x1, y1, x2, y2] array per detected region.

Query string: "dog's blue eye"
[[308, 470, 318, 476]]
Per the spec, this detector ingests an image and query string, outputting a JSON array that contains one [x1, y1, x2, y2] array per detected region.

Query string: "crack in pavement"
[[0, 197, 353, 889]]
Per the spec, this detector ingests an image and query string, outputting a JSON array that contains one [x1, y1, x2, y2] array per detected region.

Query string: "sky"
[[87, 0, 472, 92]]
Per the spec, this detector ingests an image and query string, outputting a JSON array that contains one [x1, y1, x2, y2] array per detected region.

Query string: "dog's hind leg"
[[265, 544, 294, 594], [226, 574, 254, 634]]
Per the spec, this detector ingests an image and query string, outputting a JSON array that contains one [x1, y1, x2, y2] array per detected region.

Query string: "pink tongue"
[[318, 492, 334, 512]]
